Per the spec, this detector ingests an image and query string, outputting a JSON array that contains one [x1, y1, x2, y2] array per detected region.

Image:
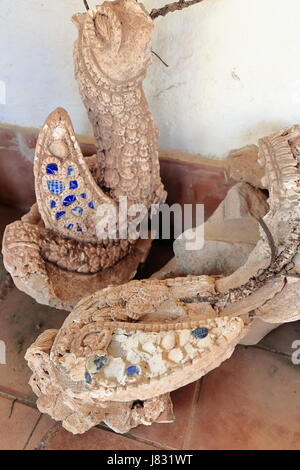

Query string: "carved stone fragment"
[[2, 0, 166, 309], [174, 182, 269, 277]]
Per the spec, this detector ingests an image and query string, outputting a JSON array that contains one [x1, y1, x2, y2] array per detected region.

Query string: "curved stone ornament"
[[25, 278, 245, 433], [25, 329, 175, 435], [34, 108, 115, 244]]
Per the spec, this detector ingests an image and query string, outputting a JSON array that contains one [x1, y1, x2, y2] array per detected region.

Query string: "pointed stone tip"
[[72, 12, 86, 27], [52, 107, 70, 120], [44, 107, 72, 127], [40, 108, 76, 140]]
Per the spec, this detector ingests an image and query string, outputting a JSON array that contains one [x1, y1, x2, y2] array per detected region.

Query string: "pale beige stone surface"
[[25, 330, 175, 435]]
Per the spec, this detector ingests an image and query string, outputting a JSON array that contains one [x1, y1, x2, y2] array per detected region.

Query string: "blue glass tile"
[[72, 207, 83, 217], [67, 166, 75, 177], [126, 366, 140, 377], [77, 226, 83, 232], [50, 200, 56, 209], [63, 195, 77, 207], [88, 201, 95, 209], [93, 356, 107, 372], [46, 163, 58, 175], [70, 180, 78, 190], [65, 224, 74, 230], [48, 180, 65, 195], [56, 211, 66, 220], [192, 327, 209, 339], [81, 193, 87, 199], [85, 371, 92, 385]]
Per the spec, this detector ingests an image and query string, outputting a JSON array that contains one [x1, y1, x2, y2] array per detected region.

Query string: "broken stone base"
[[2, 206, 152, 311], [174, 182, 268, 276]]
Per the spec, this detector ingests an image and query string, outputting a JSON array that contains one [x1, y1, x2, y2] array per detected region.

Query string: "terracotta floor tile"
[[25, 415, 56, 450], [259, 321, 300, 357], [0, 397, 40, 450], [44, 426, 160, 451], [129, 382, 199, 449], [187, 346, 300, 450], [0, 288, 68, 400]]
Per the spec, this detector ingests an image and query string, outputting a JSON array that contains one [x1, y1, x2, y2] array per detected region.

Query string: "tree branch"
[[152, 50, 169, 67], [256, 216, 278, 264], [83, 0, 90, 11], [150, 0, 206, 20]]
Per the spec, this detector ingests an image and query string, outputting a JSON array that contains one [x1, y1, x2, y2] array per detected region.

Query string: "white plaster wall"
[[0, 0, 91, 135], [1, 0, 300, 158]]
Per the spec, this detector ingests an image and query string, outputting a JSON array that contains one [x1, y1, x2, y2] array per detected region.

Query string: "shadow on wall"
[[240, 121, 288, 145]]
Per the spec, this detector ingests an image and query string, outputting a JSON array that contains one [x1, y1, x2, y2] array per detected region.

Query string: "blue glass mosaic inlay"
[[67, 166, 75, 177], [77, 226, 83, 232], [85, 371, 92, 385], [65, 224, 74, 230], [47, 180, 65, 195], [93, 356, 107, 372], [63, 195, 77, 207], [50, 200, 56, 209], [70, 180, 78, 190], [88, 201, 95, 209], [192, 327, 209, 339], [81, 193, 87, 199], [46, 163, 58, 175], [72, 207, 83, 217], [56, 211, 66, 220], [126, 366, 140, 377]]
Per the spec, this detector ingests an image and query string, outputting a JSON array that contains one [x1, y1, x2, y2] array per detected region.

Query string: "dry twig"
[[150, 0, 206, 20], [152, 50, 169, 67], [256, 216, 278, 264]]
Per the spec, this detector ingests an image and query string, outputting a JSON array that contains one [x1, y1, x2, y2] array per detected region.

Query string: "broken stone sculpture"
[[2, 0, 166, 310], [153, 143, 297, 344], [162, 181, 268, 278], [26, 125, 300, 434]]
